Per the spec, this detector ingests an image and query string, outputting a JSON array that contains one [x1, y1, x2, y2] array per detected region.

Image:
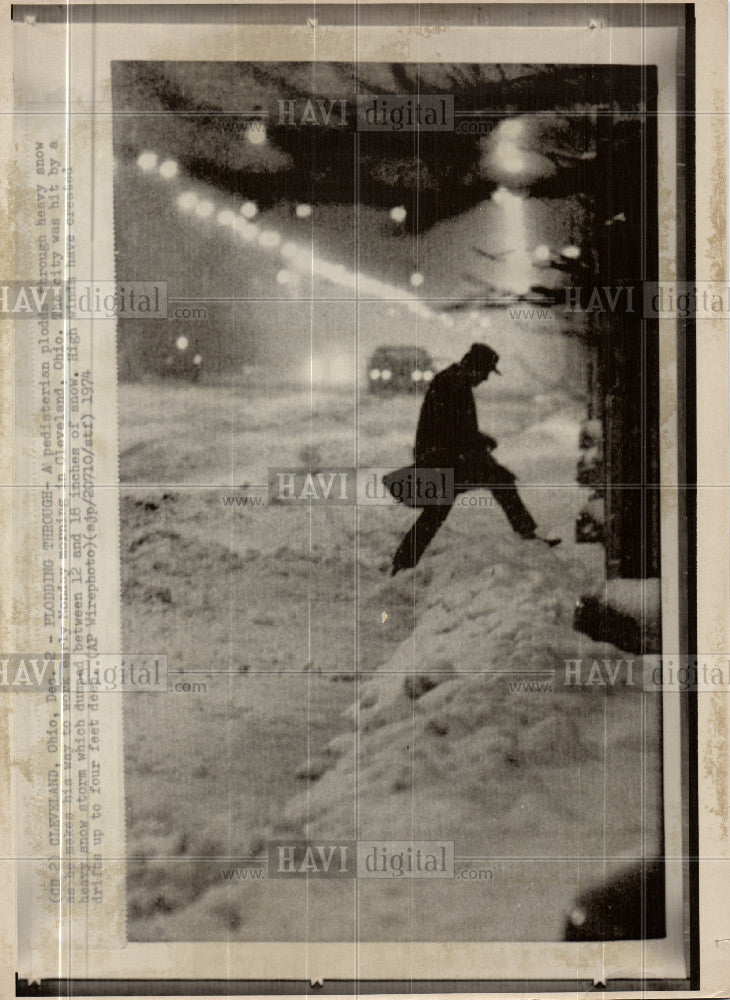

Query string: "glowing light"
[[195, 199, 214, 219], [496, 146, 526, 174], [561, 245, 581, 260], [390, 205, 407, 224], [280, 241, 299, 260], [491, 118, 529, 176], [159, 159, 179, 179], [276, 269, 292, 285], [410, 272, 424, 288], [235, 218, 258, 241], [137, 151, 158, 172], [369, 369, 381, 380], [533, 244, 552, 265], [491, 187, 533, 295], [246, 123, 267, 146], [176, 191, 198, 212], [240, 201, 258, 220], [217, 210, 236, 227], [295, 203, 312, 219], [292, 249, 312, 271], [175, 336, 189, 351], [193, 354, 202, 366], [259, 230, 281, 249], [499, 118, 525, 140]]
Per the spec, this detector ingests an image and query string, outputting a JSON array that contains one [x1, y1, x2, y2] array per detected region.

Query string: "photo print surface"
[[112, 60, 667, 944]]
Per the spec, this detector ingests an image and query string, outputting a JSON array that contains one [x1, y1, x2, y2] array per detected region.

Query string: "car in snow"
[[563, 860, 664, 940], [367, 345, 435, 394], [161, 334, 203, 382]]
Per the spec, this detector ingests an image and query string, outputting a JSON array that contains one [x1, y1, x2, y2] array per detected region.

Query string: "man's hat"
[[463, 342, 502, 375]]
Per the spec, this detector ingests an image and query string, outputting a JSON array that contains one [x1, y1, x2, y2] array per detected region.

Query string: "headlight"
[[422, 370, 433, 381], [381, 369, 392, 381], [369, 369, 381, 380], [193, 354, 202, 366], [175, 335, 189, 352], [411, 369, 422, 382]]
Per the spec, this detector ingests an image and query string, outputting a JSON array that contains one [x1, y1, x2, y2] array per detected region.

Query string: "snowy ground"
[[120, 378, 662, 942]]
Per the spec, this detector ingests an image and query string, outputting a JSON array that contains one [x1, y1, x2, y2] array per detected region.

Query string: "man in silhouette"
[[390, 343, 559, 575]]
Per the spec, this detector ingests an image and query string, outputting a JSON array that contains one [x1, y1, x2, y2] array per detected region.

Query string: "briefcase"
[[381, 465, 453, 508]]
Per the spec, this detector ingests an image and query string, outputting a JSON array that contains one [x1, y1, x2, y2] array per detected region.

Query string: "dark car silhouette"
[[161, 334, 203, 382], [564, 861, 665, 941], [367, 345, 435, 394]]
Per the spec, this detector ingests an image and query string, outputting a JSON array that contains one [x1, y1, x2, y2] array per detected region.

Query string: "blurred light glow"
[[533, 244, 552, 264], [410, 271, 424, 288], [217, 210, 236, 227], [491, 117, 528, 176], [369, 369, 381, 380], [390, 205, 407, 223], [259, 230, 281, 249], [195, 199, 214, 218], [280, 241, 299, 259], [495, 145, 526, 174], [240, 201, 258, 220], [236, 219, 258, 241], [276, 269, 292, 285], [405, 299, 431, 318], [175, 336, 189, 351], [292, 249, 312, 270], [159, 159, 179, 179], [193, 354, 202, 366], [381, 369, 392, 382], [137, 151, 158, 172], [295, 203, 312, 219], [246, 123, 267, 146], [491, 186, 534, 294], [176, 191, 198, 212], [561, 245, 581, 260], [499, 118, 525, 140], [411, 369, 422, 382]]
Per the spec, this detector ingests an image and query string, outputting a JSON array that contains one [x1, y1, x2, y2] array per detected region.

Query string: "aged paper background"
[[1, 1, 728, 996]]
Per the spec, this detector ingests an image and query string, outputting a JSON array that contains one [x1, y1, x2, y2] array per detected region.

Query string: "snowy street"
[[120, 379, 662, 941]]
